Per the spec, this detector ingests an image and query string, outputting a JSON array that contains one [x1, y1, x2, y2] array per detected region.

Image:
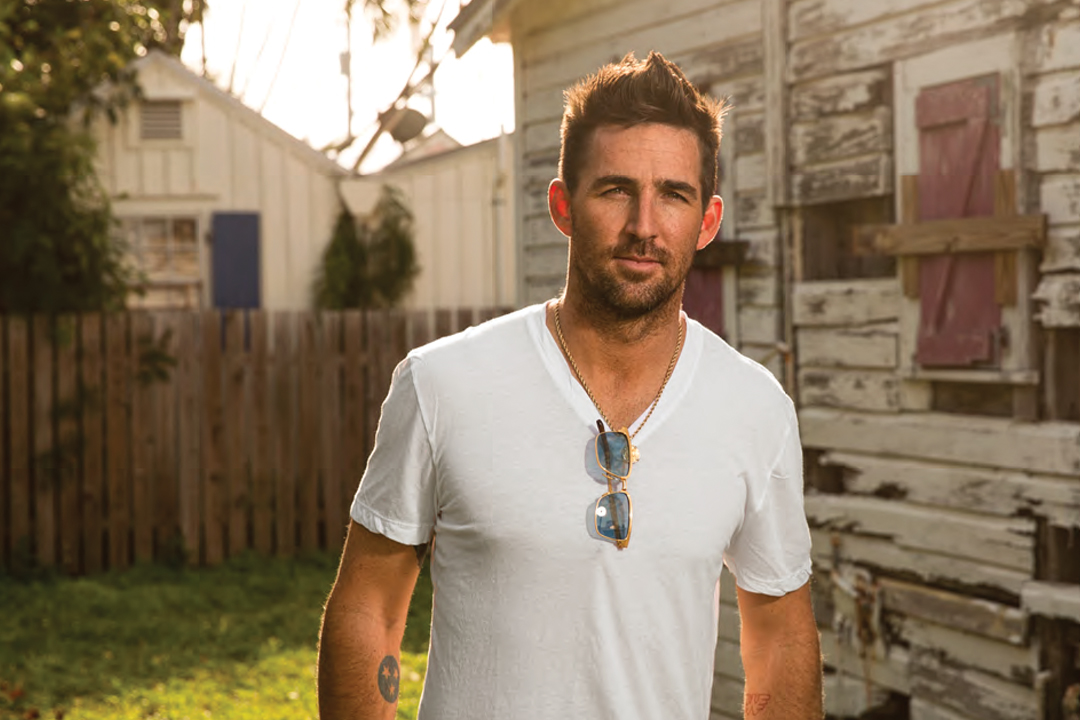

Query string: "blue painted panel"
[[211, 212, 261, 309]]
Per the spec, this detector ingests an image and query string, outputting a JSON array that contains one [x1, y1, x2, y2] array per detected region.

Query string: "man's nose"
[[625, 195, 659, 241]]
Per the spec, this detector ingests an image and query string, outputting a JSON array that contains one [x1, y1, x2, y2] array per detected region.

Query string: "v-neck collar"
[[526, 302, 702, 445]]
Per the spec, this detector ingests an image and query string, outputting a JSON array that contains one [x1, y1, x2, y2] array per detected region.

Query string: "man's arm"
[[737, 581, 823, 719], [318, 519, 424, 720]]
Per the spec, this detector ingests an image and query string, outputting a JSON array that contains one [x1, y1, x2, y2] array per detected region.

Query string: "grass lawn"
[[0, 552, 433, 720]]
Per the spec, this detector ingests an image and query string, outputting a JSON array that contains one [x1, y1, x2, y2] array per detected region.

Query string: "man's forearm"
[[741, 630, 823, 719], [317, 602, 405, 720]]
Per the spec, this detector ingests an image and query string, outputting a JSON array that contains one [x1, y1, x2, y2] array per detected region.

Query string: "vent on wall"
[[140, 100, 183, 140]]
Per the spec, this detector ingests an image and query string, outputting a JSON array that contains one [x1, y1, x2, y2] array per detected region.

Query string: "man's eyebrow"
[[658, 179, 699, 198], [590, 174, 637, 190]]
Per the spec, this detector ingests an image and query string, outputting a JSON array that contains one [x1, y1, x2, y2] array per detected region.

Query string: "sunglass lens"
[[595, 492, 630, 542], [596, 432, 630, 477]]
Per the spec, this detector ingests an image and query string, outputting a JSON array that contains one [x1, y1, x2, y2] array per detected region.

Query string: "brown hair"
[[559, 51, 730, 208]]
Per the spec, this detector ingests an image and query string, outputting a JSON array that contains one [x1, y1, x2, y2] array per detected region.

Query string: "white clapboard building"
[[92, 49, 517, 313], [450, 1, 1080, 719]]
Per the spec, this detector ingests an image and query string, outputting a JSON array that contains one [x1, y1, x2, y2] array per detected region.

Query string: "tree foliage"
[[0, 0, 192, 313], [314, 185, 420, 310]]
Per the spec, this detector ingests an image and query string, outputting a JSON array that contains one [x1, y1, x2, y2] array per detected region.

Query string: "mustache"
[[613, 238, 670, 263]]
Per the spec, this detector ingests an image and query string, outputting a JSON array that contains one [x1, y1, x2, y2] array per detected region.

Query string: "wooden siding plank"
[[176, 312, 201, 565], [811, 528, 1029, 597], [874, 215, 1047, 255], [79, 315, 104, 573], [1033, 123, 1080, 173], [788, 0, 941, 41], [791, 69, 891, 120], [738, 306, 780, 346], [681, 38, 765, 94], [798, 368, 901, 412], [740, 228, 781, 268], [223, 311, 247, 557], [708, 74, 765, 114], [1027, 18, 1080, 74], [298, 313, 320, 552], [250, 311, 272, 555], [826, 451, 1080, 526], [1032, 70, 1080, 128], [805, 494, 1035, 572], [880, 577, 1025, 646], [764, 0, 788, 207], [56, 316, 80, 574], [735, 191, 773, 230], [1041, 175, 1080, 226], [803, 407, 1080, 476], [154, 313, 179, 560], [791, 153, 892, 205], [709, 673, 745, 719], [343, 311, 365, 518], [736, 273, 778, 307], [796, 323, 898, 368], [791, 108, 892, 167], [909, 648, 1038, 720], [105, 314, 130, 570], [31, 316, 55, 568], [130, 313, 155, 564], [820, 627, 912, 694], [789, 0, 1029, 82], [321, 313, 345, 551], [793, 279, 900, 327], [523, 0, 739, 63], [734, 153, 765, 193], [1021, 581, 1080, 625], [201, 311, 225, 565], [273, 313, 297, 557], [521, 0, 762, 94]]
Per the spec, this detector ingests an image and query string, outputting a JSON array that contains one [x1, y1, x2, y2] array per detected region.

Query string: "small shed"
[[91, 49, 346, 310], [339, 130, 517, 310], [451, 1, 1080, 719]]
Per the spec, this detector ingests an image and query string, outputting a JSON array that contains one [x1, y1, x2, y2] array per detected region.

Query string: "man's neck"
[[546, 292, 685, 430]]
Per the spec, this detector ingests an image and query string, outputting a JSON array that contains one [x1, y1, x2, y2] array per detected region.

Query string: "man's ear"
[[696, 195, 724, 251], [548, 179, 573, 238]]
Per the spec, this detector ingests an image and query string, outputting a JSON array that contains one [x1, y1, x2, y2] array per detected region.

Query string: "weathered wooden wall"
[[508, 0, 787, 381]]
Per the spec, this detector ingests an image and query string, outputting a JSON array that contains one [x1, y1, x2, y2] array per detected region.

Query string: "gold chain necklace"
[[552, 300, 684, 462]]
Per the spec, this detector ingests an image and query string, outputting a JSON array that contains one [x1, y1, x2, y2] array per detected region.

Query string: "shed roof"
[[447, 0, 520, 55], [132, 50, 348, 178]]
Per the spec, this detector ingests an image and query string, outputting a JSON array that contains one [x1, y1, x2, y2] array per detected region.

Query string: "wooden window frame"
[[891, 35, 1042, 391]]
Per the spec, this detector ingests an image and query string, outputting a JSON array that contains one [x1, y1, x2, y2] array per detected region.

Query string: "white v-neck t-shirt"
[[352, 304, 811, 720]]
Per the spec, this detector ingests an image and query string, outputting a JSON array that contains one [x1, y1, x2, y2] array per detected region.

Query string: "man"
[[318, 51, 822, 719]]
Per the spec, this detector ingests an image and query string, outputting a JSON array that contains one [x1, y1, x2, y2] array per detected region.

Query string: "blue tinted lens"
[[595, 492, 631, 542], [596, 432, 630, 477]]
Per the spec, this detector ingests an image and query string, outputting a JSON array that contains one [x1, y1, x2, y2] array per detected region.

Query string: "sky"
[[179, 0, 515, 172]]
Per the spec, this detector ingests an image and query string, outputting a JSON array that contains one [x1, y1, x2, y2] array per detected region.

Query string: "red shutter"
[[915, 76, 1003, 368], [684, 267, 724, 338]]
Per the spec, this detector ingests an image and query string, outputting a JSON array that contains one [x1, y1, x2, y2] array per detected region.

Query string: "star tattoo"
[[377, 655, 400, 703]]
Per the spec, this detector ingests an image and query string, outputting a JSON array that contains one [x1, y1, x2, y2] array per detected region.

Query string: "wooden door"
[[915, 76, 1003, 367], [684, 267, 724, 338]]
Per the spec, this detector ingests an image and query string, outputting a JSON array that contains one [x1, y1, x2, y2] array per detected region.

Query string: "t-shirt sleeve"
[[350, 355, 437, 546], [722, 400, 812, 597]]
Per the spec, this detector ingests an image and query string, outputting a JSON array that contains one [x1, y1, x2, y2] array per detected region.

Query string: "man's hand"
[[737, 581, 823, 719], [318, 520, 424, 720]]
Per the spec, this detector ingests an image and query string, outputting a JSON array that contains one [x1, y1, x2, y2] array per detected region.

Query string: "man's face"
[[550, 123, 722, 320]]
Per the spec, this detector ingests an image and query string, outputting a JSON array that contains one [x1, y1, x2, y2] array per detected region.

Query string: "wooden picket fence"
[[0, 306, 509, 575]]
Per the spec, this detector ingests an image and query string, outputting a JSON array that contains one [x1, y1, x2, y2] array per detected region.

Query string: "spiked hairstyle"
[[559, 51, 731, 209]]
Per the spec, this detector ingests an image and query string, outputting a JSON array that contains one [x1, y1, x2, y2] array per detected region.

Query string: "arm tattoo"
[[414, 543, 429, 568], [745, 693, 771, 716], [377, 655, 400, 703]]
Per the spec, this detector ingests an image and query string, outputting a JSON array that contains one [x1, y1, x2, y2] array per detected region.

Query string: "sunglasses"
[[594, 419, 633, 549]]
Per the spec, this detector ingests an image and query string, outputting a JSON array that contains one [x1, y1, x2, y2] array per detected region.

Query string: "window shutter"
[[914, 76, 1003, 368], [140, 100, 183, 140]]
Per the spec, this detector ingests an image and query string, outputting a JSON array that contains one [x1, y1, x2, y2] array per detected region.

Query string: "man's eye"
[[604, 187, 629, 196]]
